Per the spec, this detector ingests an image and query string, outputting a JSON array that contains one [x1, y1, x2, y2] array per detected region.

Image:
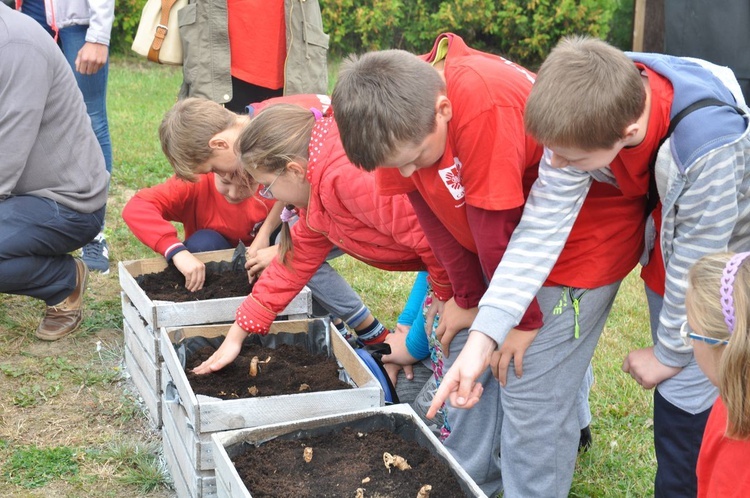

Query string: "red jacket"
[[122, 174, 275, 257], [236, 116, 452, 334]]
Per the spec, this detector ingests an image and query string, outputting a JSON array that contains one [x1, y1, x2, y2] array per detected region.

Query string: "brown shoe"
[[36, 257, 89, 341]]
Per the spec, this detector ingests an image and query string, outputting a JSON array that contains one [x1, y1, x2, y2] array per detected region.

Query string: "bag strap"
[[147, 0, 179, 63], [645, 97, 744, 216]]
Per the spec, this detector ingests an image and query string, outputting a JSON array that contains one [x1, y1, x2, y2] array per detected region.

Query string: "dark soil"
[[185, 343, 351, 399], [137, 263, 251, 301], [233, 426, 466, 497]]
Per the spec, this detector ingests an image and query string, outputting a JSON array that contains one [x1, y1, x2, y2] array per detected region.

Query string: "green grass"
[[0, 55, 658, 496]]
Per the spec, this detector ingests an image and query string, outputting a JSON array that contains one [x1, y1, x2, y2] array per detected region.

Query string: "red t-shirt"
[[122, 174, 275, 257], [697, 397, 750, 497], [634, 65, 676, 295], [377, 35, 541, 253], [227, 0, 285, 90]]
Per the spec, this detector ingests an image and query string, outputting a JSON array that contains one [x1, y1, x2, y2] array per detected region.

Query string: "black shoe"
[[578, 425, 593, 453]]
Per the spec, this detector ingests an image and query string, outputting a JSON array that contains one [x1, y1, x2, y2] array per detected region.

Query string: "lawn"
[[0, 56, 657, 497]]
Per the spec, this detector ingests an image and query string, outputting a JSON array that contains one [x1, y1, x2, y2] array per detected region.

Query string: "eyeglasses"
[[680, 321, 729, 347], [258, 171, 283, 199]]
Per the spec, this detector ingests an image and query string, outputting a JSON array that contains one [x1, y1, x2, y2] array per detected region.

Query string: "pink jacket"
[[235, 116, 452, 334]]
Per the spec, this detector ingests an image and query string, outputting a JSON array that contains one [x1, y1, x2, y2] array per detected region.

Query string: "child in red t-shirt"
[[685, 252, 750, 497]]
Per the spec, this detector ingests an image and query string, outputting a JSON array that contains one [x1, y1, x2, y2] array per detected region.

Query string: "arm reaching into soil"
[[171, 251, 206, 292], [192, 322, 247, 374]]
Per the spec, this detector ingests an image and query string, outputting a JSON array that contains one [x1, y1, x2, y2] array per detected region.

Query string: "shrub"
[[111, 0, 147, 56], [320, 0, 619, 68]]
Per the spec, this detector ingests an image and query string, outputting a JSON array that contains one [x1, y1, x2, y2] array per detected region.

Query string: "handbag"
[[131, 0, 187, 65]]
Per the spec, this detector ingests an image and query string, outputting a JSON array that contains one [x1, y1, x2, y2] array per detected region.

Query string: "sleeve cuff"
[[165, 244, 187, 262], [235, 295, 278, 334], [654, 341, 693, 369]]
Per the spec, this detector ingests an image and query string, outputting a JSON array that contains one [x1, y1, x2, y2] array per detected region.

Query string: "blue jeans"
[[0, 196, 104, 305], [58, 24, 112, 176]]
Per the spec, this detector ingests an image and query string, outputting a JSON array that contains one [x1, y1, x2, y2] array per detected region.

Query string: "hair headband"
[[310, 108, 323, 121], [720, 251, 750, 334], [280, 205, 296, 223]]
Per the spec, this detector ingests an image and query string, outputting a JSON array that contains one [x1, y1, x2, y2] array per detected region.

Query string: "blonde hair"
[[332, 50, 444, 171], [687, 252, 750, 438], [159, 98, 236, 181], [524, 35, 646, 150], [236, 104, 317, 263]]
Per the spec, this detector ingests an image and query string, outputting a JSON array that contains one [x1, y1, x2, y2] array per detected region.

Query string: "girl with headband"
[[685, 251, 750, 496]]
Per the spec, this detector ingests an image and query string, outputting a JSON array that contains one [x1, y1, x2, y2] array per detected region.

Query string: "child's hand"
[[246, 236, 271, 260], [622, 346, 682, 389], [434, 297, 478, 357], [427, 331, 495, 417], [382, 329, 419, 366], [192, 322, 247, 374], [492, 327, 539, 386], [382, 328, 419, 387], [172, 251, 206, 292], [245, 246, 279, 282]]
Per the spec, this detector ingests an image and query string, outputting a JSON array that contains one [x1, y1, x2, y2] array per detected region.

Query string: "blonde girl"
[[685, 251, 750, 496]]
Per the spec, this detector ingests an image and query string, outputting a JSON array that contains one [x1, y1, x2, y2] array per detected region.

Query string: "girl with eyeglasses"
[[685, 252, 750, 496], [193, 104, 453, 376]]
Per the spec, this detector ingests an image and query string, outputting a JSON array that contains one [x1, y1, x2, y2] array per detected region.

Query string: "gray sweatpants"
[[280, 221, 371, 329], [442, 282, 619, 497], [498, 282, 620, 498]]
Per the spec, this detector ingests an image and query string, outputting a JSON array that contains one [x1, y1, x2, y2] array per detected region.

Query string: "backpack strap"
[[645, 98, 744, 216]]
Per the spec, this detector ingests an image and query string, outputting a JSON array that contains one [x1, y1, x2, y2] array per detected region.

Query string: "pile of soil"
[[233, 426, 466, 497], [137, 264, 251, 301], [185, 343, 351, 399]]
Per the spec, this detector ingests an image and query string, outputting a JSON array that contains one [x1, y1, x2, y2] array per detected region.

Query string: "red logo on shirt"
[[438, 157, 464, 201]]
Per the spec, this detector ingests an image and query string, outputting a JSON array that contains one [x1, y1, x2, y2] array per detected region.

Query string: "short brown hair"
[[524, 35, 646, 150], [332, 50, 445, 171], [158, 98, 236, 181]]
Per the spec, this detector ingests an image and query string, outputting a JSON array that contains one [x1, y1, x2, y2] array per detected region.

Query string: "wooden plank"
[[162, 385, 217, 497], [162, 367, 215, 470], [162, 432, 193, 498], [633, 0, 645, 51], [161, 328, 201, 428], [124, 346, 161, 428], [212, 434, 252, 498], [124, 321, 161, 397], [121, 293, 158, 363], [330, 324, 382, 393]]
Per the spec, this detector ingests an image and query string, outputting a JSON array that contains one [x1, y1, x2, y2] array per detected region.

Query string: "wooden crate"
[[160, 319, 384, 498], [119, 248, 312, 428], [211, 404, 487, 498], [119, 248, 312, 330]]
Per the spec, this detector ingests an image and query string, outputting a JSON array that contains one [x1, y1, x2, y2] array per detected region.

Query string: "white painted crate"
[[119, 248, 312, 330], [211, 404, 488, 498], [159, 318, 384, 498], [119, 248, 312, 428]]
